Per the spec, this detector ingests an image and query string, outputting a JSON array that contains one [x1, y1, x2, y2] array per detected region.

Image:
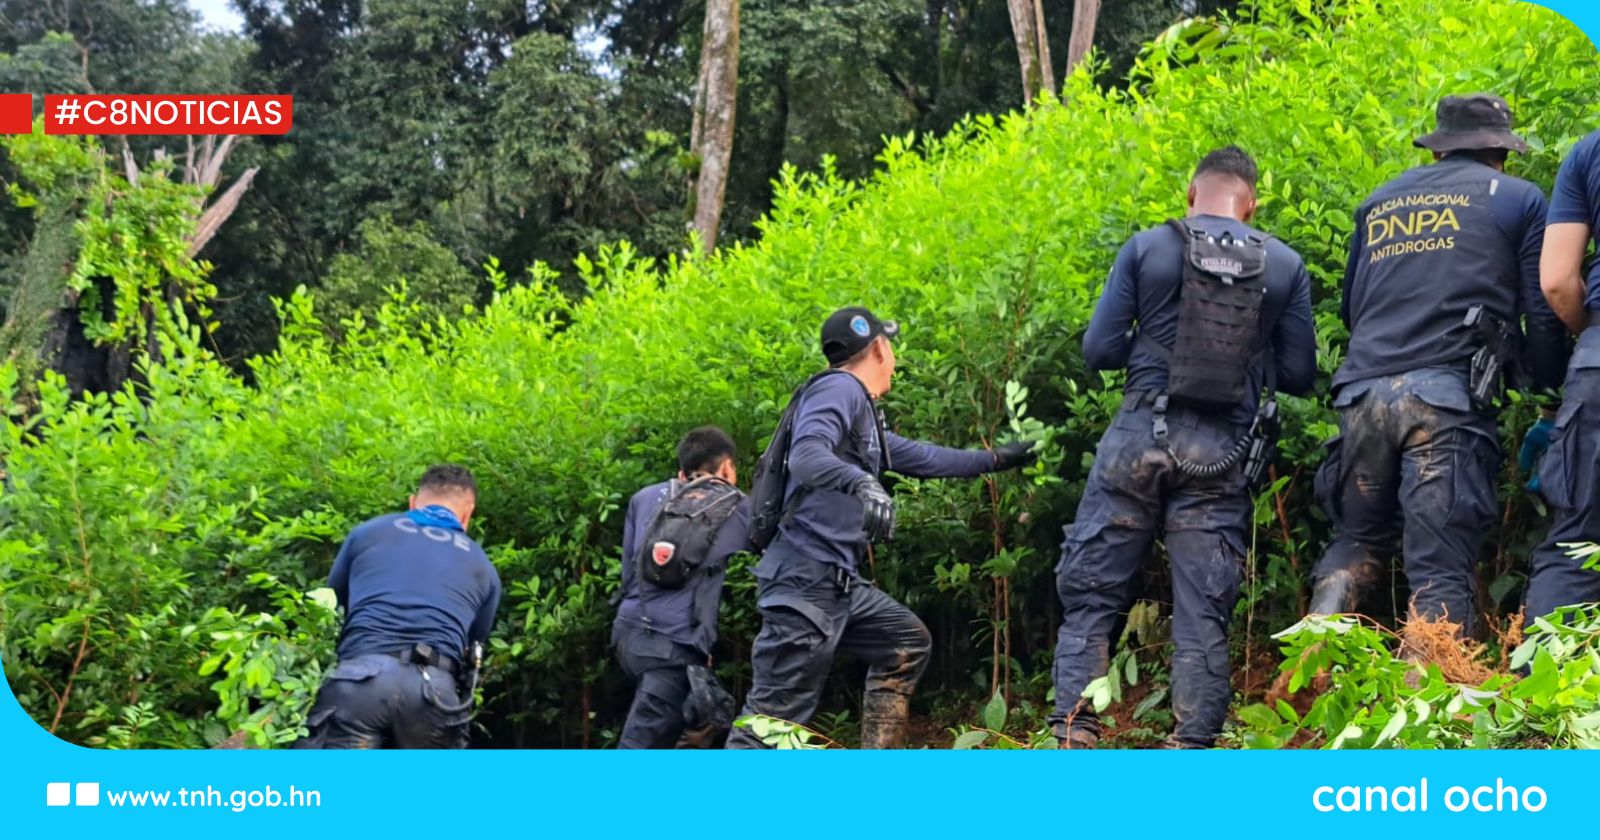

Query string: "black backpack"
[[1153, 219, 1272, 413], [638, 476, 743, 589], [747, 369, 885, 550], [1137, 220, 1281, 481]]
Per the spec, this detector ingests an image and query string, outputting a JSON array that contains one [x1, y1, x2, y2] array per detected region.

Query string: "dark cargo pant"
[[1310, 369, 1500, 634], [724, 540, 931, 749], [1049, 395, 1252, 748], [295, 653, 471, 749], [1525, 331, 1600, 625], [613, 622, 703, 749]]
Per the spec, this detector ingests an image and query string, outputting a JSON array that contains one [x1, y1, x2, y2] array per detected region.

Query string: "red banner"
[[0, 94, 33, 134]]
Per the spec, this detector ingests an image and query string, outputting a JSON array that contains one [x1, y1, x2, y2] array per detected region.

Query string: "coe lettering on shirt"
[[393, 516, 474, 551]]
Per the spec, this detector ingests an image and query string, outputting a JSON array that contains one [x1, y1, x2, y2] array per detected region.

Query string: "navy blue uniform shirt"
[[777, 372, 995, 571], [1082, 213, 1318, 424], [329, 512, 501, 663], [1336, 157, 1567, 394], [615, 480, 752, 656], [1548, 130, 1600, 312]]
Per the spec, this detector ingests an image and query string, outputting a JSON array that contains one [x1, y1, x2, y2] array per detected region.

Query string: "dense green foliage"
[[3, 0, 1600, 749], [1234, 607, 1600, 749]]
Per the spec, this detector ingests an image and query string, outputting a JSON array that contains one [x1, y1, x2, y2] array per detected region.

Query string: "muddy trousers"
[[1525, 340, 1600, 626], [724, 542, 931, 749], [1310, 371, 1499, 635], [613, 623, 702, 749], [1048, 396, 1251, 748], [295, 654, 470, 749]]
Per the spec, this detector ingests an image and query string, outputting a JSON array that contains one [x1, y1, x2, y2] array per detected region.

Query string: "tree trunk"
[[0, 136, 255, 403], [757, 60, 790, 216], [689, 0, 740, 254], [1005, 0, 1042, 104], [1065, 0, 1101, 77], [1005, 0, 1055, 105], [1031, 0, 1056, 96]]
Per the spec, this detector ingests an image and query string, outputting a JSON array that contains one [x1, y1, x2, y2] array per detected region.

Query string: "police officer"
[[1522, 128, 1600, 625], [1051, 146, 1316, 749], [1309, 94, 1568, 634], [613, 426, 752, 748], [297, 465, 501, 749], [724, 308, 1036, 749]]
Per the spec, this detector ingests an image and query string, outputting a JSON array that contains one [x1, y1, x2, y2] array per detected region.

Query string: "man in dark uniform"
[[1309, 94, 1568, 635], [724, 308, 1035, 749], [1523, 128, 1600, 625], [613, 426, 752, 748], [298, 465, 501, 749], [1050, 146, 1316, 749]]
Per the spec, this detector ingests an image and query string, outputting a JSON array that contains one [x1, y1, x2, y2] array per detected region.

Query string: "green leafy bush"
[[3, 0, 1599, 747], [317, 216, 480, 337], [1234, 610, 1600, 749]]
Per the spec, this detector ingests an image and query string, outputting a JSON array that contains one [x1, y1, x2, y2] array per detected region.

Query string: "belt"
[[389, 645, 460, 677], [1120, 391, 1160, 410]]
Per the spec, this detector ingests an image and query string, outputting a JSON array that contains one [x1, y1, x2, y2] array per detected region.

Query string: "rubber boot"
[[1058, 729, 1099, 750], [860, 692, 911, 749], [1052, 719, 1099, 749], [1307, 569, 1360, 616]]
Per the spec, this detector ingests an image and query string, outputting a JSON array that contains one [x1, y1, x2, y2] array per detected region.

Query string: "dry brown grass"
[[1398, 612, 1496, 685], [1264, 641, 1330, 717], [1265, 609, 1510, 712], [1485, 608, 1526, 672]]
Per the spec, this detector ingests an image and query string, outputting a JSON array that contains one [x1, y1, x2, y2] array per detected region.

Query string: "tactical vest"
[[1148, 219, 1272, 412], [1337, 163, 1518, 387], [1135, 219, 1279, 480]]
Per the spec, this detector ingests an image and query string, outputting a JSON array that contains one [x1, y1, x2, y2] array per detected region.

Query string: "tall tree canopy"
[[0, 0, 1228, 363]]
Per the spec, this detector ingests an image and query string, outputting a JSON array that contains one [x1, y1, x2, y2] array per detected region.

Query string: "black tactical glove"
[[855, 475, 896, 542], [990, 441, 1038, 472]]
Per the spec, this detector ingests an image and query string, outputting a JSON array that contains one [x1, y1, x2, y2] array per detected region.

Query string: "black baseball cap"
[[1414, 93, 1527, 154], [820, 306, 899, 365]]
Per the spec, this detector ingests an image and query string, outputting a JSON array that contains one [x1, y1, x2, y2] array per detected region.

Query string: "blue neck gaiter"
[[406, 504, 464, 532]]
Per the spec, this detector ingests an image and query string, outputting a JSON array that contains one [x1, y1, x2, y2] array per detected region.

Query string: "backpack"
[[1152, 219, 1272, 413], [747, 369, 885, 550], [1137, 219, 1281, 481], [638, 476, 743, 589]]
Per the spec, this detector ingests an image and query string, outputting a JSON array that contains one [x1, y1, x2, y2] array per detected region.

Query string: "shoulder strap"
[[788, 369, 889, 473], [633, 478, 679, 566], [835, 370, 891, 474], [1140, 218, 1276, 365], [1165, 217, 1201, 244], [681, 478, 741, 630], [1133, 221, 1193, 363], [688, 476, 743, 520]]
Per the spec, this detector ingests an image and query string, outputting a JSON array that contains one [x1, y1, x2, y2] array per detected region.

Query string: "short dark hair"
[[832, 337, 878, 370], [1443, 147, 1508, 166], [677, 426, 736, 475], [1193, 145, 1258, 189], [418, 464, 477, 499]]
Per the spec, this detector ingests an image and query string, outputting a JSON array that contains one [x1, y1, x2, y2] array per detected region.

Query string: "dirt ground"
[[894, 612, 1518, 750]]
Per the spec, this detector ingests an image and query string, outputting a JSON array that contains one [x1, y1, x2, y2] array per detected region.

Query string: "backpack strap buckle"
[[1151, 394, 1170, 445], [832, 565, 855, 594]]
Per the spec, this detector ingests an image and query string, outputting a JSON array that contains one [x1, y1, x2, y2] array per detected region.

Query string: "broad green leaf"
[[953, 730, 990, 750], [1375, 709, 1407, 745], [983, 691, 1008, 732]]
